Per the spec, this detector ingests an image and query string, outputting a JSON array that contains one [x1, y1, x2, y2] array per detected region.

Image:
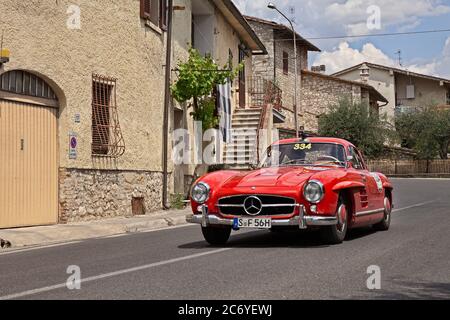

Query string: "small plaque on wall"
[[69, 132, 78, 160]]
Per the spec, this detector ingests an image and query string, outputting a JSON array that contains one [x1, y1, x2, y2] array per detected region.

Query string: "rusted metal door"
[[0, 99, 58, 228]]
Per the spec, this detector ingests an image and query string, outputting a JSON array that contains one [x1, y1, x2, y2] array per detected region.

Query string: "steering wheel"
[[315, 155, 341, 163]]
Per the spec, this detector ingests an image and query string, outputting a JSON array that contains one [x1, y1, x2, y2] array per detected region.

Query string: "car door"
[[349, 146, 384, 225]]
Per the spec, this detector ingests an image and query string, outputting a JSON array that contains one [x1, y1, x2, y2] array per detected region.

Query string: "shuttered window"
[[140, 0, 167, 30]]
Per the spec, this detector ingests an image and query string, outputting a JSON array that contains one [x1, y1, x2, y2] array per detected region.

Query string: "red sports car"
[[186, 137, 393, 245]]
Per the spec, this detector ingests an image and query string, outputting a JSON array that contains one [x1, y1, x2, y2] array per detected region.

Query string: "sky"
[[234, 0, 450, 78]]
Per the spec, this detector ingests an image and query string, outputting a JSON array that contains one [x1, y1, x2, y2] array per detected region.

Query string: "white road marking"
[[0, 248, 232, 300], [393, 201, 435, 213], [0, 241, 82, 256]]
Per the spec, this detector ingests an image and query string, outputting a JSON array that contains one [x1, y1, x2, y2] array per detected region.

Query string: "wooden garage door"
[[0, 99, 58, 228]]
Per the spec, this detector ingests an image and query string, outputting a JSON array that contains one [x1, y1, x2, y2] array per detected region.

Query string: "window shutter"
[[140, 0, 151, 19]]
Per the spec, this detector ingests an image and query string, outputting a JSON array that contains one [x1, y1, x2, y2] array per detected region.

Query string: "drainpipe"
[[162, 0, 174, 210]]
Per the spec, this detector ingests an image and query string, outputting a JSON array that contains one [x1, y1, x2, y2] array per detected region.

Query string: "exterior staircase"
[[223, 108, 262, 170]]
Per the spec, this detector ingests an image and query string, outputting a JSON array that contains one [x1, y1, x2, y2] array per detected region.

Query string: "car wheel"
[[201, 226, 231, 246], [373, 196, 391, 231], [321, 196, 348, 244]]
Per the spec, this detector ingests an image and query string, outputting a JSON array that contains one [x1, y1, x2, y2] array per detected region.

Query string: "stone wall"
[[59, 168, 167, 223], [301, 72, 362, 133]]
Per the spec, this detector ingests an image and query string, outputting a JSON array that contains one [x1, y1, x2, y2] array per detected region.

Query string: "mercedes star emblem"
[[244, 196, 263, 216]]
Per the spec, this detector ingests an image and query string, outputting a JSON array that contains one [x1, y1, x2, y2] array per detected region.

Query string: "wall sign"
[[69, 132, 78, 159], [74, 114, 81, 123]]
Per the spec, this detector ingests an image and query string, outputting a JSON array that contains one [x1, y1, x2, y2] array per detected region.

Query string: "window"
[[447, 89, 450, 105], [283, 51, 289, 75], [348, 147, 365, 170], [0, 70, 57, 100], [91, 74, 125, 157], [140, 0, 167, 30]]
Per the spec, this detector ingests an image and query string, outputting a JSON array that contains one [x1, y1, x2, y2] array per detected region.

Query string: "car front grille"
[[217, 195, 296, 216]]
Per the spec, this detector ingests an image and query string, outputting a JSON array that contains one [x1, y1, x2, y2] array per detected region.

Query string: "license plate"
[[233, 217, 272, 229]]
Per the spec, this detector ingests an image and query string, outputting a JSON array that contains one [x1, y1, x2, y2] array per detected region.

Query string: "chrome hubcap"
[[384, 197, 391, 221], [337, 204, 347, 233]]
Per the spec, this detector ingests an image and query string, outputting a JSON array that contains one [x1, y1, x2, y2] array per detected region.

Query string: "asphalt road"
[[0, 178, 449, 300]]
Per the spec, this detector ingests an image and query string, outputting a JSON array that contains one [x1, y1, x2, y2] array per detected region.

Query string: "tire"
[[373, 196, 392, 231], [321, 196, 348, 245], [201, 226, 231, 246]]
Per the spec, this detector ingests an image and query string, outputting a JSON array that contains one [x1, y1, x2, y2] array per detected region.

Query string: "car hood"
[[221, 166, 332, 188]]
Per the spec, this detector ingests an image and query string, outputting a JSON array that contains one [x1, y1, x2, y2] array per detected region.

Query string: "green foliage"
[[171, 47, 242, 132], [170, 193, 186, 210], [318, 99, 395, 159], [191, 97, 219, 131], [396, 107, 450, 159], [171, 47, 241, 105]]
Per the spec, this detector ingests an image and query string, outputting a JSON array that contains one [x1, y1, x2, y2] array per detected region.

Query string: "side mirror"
[[346, 156, 354, 168]]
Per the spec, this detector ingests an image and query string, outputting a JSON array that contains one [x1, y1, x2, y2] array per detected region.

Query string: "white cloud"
[[313, 42, 396, 74], [408, 37, 450, 77], [235, 0, 450, 47], [313, 38, 450, 78]]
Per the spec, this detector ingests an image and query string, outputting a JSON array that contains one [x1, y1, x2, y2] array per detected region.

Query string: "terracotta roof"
[[301, 70, 389, 104], [244, 15, 321, 52], [332, 62, 450, 84]]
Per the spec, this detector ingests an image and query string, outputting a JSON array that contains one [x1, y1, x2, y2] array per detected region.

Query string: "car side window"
[[349, 147, 363, 170]]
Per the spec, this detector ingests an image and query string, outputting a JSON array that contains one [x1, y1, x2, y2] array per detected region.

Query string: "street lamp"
[[268, 2, 300, 138]]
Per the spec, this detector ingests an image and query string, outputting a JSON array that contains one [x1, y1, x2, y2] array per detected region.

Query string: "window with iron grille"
[[91, 74, 125, 157], [283, 51, 289, 75], [140, 0, 167, 30]]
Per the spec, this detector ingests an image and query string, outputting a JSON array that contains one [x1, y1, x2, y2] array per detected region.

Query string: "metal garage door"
[[0, 99, 58, 228]]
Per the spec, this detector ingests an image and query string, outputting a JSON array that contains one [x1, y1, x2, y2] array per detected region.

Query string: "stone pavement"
[[0, 208, 191, 250]]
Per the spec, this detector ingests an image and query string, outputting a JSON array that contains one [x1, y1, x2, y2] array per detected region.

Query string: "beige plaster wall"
[[0, 0, 167, 172]]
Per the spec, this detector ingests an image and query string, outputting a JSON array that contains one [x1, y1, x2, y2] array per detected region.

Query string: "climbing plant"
[[171, 47, 242, 131]]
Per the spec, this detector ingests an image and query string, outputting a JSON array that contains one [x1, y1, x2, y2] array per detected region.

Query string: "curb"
[[0, 212, 191, 251]]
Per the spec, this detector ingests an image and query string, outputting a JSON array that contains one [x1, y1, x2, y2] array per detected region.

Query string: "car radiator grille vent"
[[218, 195, 296, 216]]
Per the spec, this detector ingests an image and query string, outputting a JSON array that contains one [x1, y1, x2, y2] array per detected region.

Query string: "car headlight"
[[303, 180, 324, 203], [191, 182, 210, 204]]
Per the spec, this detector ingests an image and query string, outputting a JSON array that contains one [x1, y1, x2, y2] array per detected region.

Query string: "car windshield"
[[260, 142, 346, 168]]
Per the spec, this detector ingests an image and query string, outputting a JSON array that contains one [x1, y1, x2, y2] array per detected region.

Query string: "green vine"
[[171, 47, 243, 131]]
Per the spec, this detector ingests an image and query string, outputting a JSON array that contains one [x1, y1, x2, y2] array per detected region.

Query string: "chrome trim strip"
[[218, 194, 296, 201], [216, 203, 298, 208], [186, 213, 338, 227], [355, 208, 384, 217]]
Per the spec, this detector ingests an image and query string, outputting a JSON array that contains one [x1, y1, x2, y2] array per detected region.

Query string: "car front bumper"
[[186, 205, 337, 229]]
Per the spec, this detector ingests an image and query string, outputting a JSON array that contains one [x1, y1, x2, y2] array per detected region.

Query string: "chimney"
[[311, 65, 326, 74], [359, 63, 370, 83]]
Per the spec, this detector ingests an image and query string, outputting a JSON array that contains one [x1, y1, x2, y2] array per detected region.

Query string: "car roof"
[[272, 137, 354, 148]]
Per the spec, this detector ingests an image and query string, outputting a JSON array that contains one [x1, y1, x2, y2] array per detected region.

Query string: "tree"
[[318, 99, 394, 159], [171, 48, 242, 131], [396, 107, 450, 159]]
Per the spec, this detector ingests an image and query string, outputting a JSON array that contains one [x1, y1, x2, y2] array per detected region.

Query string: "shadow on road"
[[349, 278, 450, 300], [179, 227, 380, 249]]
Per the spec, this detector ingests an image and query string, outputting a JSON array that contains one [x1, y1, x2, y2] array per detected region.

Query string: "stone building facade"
[[0, 0, 265, 227], [301, 70, 387, 133], [245, 16, 388, 136], [245, 16, 320, 134]]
